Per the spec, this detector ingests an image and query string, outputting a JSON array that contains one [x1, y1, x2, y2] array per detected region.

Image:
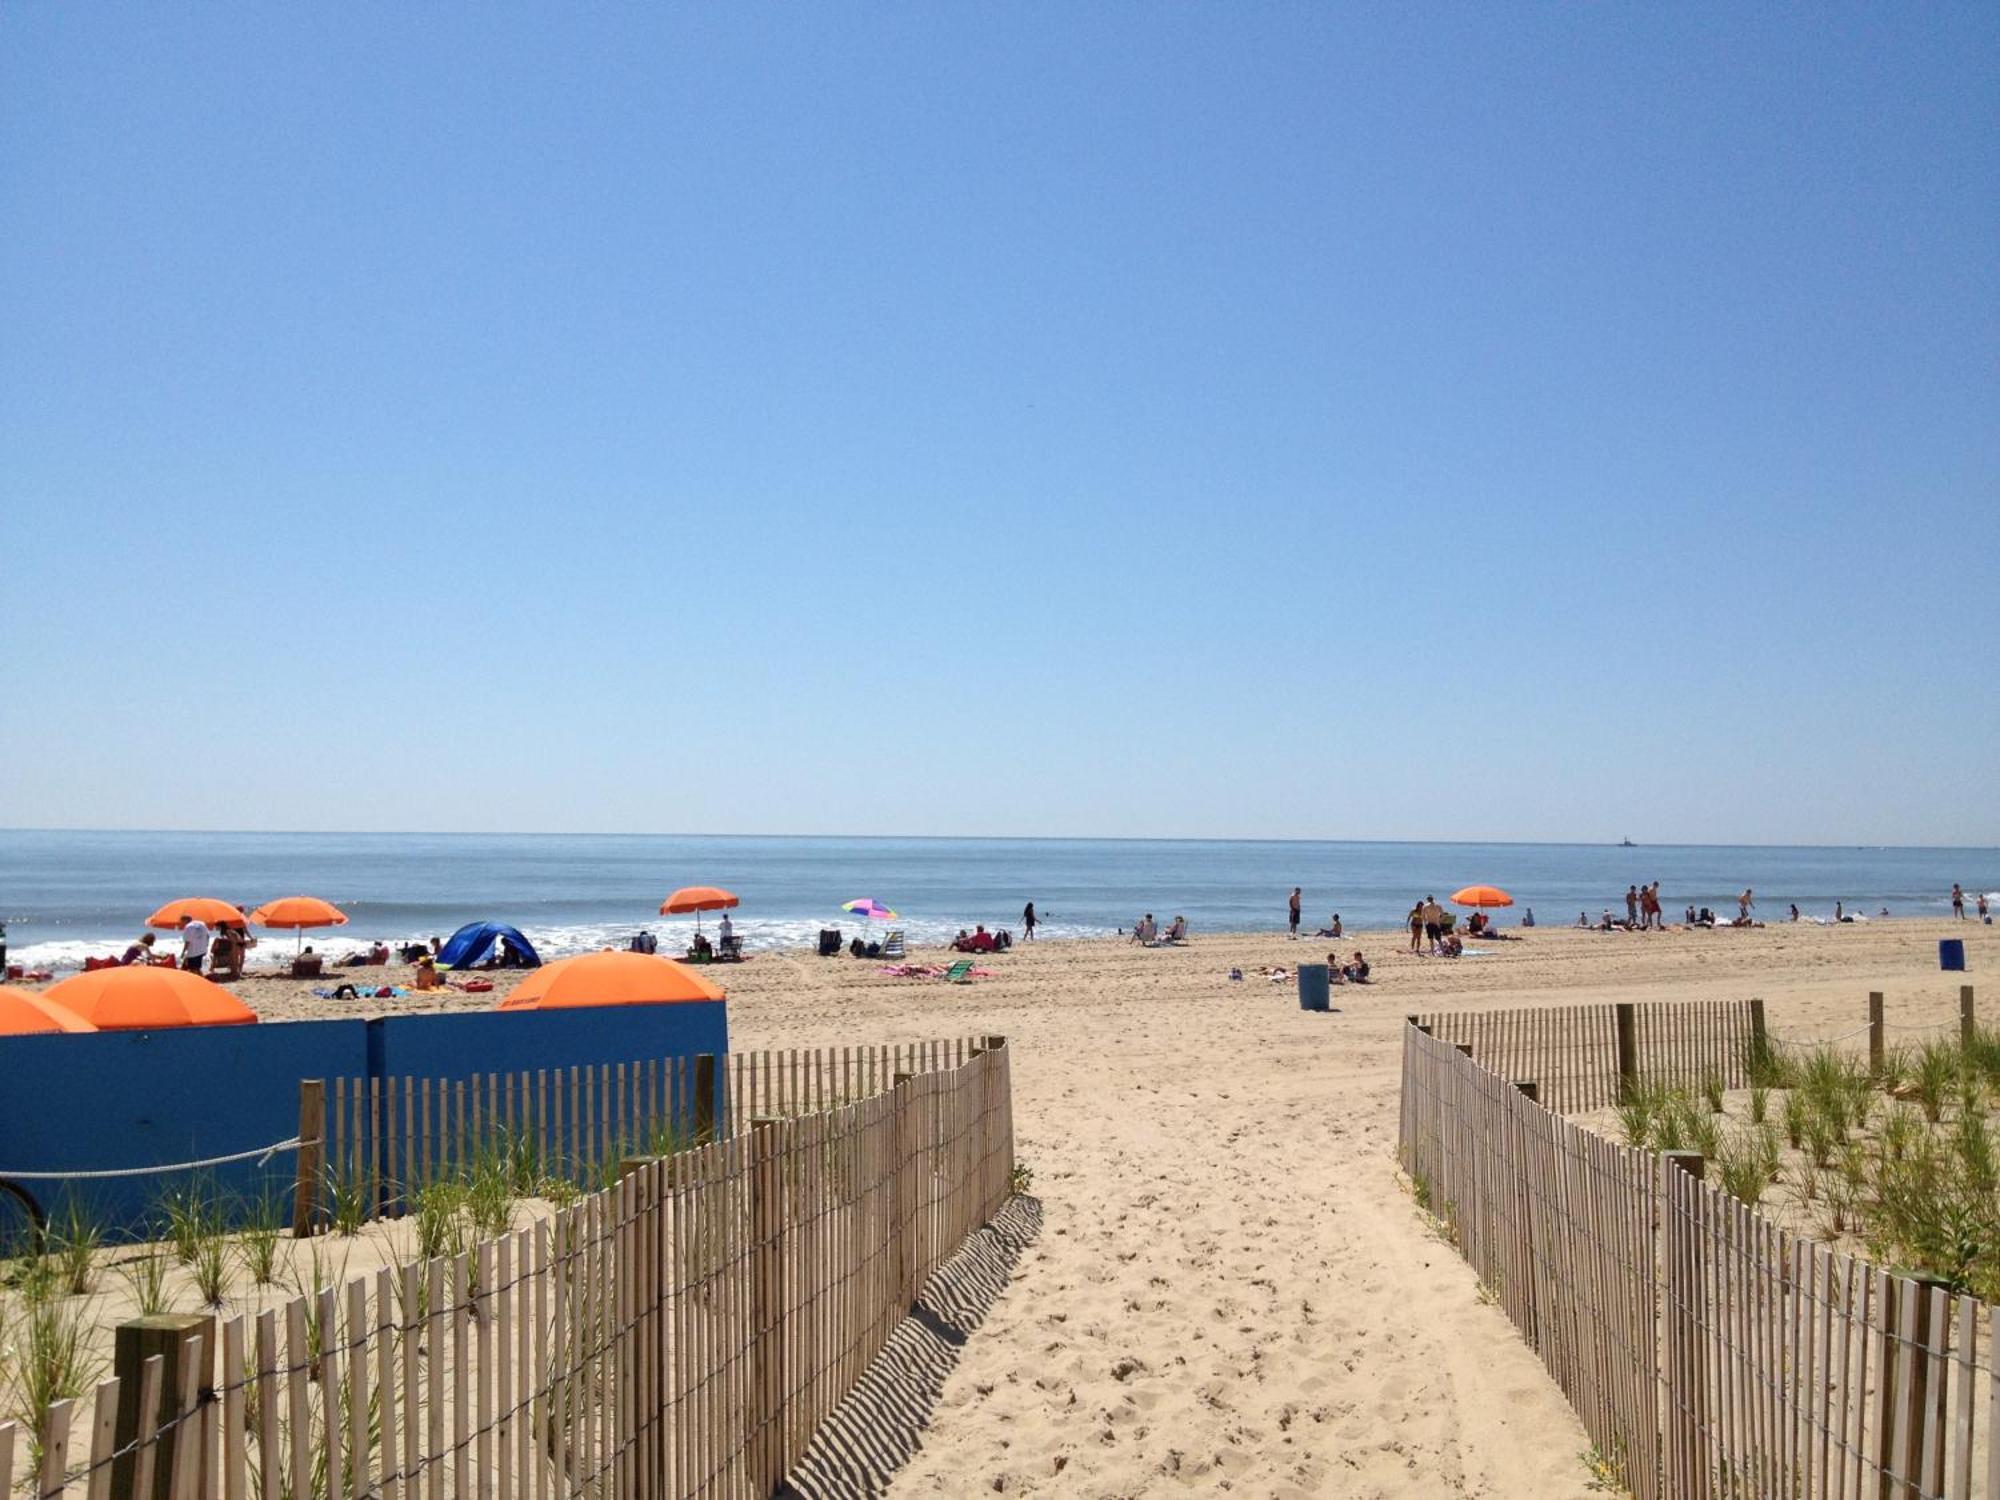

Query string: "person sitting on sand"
[[122, 932, 158, 965], [1522, 909, 1534, 927], [1326, 950, 1346, 982], [1576, 911, 1590, 928], [414, 954, 443, 991], [1163, 915, 1187, 943], [1130, 914, 1157, 945], [1342, 951, 1370, 983], [1439, 932, 1463, 957], [690, 932, 714, 959], [1467, 912, 1489, 936]]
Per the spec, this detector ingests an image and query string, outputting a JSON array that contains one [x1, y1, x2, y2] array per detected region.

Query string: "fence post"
[[1870, 992, 1886, 1076], [292, 1081, 325, 1236], [1660, 1152, 1707, 1500], [748, 1117, 786, 1495], [1513, 1080, 1539, 1104], [1960, 986, 1976, 1050], [1452, 1041, 1473, 1060], [981, 1034, 1007, 1053], [693, 1055, 717, 1143], [1614, 1003, 1638, 1103], [112, 1315, 212, 1500], [1749, 997, 1767, 1079]]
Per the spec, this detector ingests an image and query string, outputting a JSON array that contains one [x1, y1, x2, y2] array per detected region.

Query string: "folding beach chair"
[[880, 928, 906, 960], [940, 959, 974, 984]]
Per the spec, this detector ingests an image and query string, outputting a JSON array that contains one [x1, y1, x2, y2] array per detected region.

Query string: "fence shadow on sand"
[[782, 1194, 1045, 1499]]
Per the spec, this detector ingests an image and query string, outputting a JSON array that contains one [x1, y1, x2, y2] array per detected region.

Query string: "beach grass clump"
[[1748, 1085, 1769, 1126], [328, 1165, 371, 1237], [1616, 1093, 1654, 1148], [466, 1153, 516, 1241], [11, 1292, 103, 1465], [237, 1192, 285, 1287], [1715, 1127, 1779, 1207], [1687, 1109, 1723, 1163], [1912, 1040, 1961, 1125], [49, 1194, 101, 1296], [1780, 1089, 1807, 1150], [1700, 1073, 1725, 1114], [413, 1180, 469, 1262], [116, 1249, 175, 1316]]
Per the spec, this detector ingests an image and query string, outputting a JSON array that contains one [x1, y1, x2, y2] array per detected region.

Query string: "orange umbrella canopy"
[[147, 898, 249, 930], [660, 886, 738, 915], [39, 966, 258, 1031], [1451, 885, 1515, 909], [497, 951, 724, 1011], [249, 896, 349, 929], [0, 990, 99, 1036]]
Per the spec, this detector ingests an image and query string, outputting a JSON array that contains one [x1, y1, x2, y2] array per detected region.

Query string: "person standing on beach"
[[1952, 884, 1966, 918], [1421, 894, 1445, 955], [1980, 892, 1990, 923], [1022, 902, 1037, 940], [1739, 888, 1755, 922], [180, 915, 211, 974], [1625, 885, 1639, 926], [1288, 888, 1302, 939], [1409, 901, 1425, 953]]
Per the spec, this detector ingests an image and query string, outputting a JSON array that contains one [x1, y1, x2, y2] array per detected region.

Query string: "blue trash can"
[[1941, 939, 1967, 972], [1298, 963, 1330, 1012]]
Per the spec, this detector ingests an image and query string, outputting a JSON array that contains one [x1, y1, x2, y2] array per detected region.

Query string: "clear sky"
[[3, 6, 1995, 845]]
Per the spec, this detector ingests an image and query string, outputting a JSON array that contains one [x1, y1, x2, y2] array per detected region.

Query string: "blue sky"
[[3, 6, 1995, 844]]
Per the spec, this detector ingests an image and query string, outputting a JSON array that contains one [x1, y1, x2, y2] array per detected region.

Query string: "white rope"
[[1769, 1023, 1873, 1046], [0, 1136, 305, 1180]]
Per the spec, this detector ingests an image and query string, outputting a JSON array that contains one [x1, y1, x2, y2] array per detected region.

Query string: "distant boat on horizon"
[[1620, 838, 1636, 847]]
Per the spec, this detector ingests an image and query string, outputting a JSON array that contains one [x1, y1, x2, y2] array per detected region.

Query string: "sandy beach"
[[21, 917, 1973, 1496]]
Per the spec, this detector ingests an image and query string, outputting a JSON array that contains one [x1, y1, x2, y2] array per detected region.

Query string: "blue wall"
[[0, 1000, 728, 1240]]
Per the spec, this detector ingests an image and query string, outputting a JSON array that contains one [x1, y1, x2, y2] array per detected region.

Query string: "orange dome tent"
[[1451, 885, 1515, 908], [38, 966, 258, 1030], [497, 951, 724, 1012], [0, 990, 98, 1036], [147, 898, 249, 930]]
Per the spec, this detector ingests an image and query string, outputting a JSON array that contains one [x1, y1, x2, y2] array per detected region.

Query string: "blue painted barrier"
[[0, 1000, 729, 1239], [1941, 939, 1967, 972]]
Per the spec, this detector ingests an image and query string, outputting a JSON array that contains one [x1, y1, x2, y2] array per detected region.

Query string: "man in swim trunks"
[[1288, 888, 1302, 939]]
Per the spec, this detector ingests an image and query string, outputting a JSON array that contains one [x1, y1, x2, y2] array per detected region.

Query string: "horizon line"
[[3, 826, 1996, 854]]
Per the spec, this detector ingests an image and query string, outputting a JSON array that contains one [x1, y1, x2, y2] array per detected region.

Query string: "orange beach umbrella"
[[660, 886, 738, 915], [0, 989, 99, 1036], [38, 966, 258, 1031], [497, 951, 724, 1012], [660, 886, 738, 935], [250, 896, 349, 954], [1451, 885, 1514, 909], [147, 898, 248, 930]]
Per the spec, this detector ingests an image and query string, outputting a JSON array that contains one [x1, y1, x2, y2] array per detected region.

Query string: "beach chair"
[[880, 928, 906, 960], [940, 959, 974, 984]]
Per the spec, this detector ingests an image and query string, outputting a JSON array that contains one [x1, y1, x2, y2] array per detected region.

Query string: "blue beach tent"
[[437, 921, 542, 969]]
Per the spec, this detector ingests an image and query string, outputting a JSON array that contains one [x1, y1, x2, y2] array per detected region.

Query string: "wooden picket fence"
[[1412, 998, 1763, 1113], [301, 1040, 993, 1225], [4, 1038, 1015, 1500], [1402, 1019, 1999, 1499]]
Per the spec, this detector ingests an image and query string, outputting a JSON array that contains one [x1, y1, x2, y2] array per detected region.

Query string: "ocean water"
[[0, 830, 1994, 972]]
